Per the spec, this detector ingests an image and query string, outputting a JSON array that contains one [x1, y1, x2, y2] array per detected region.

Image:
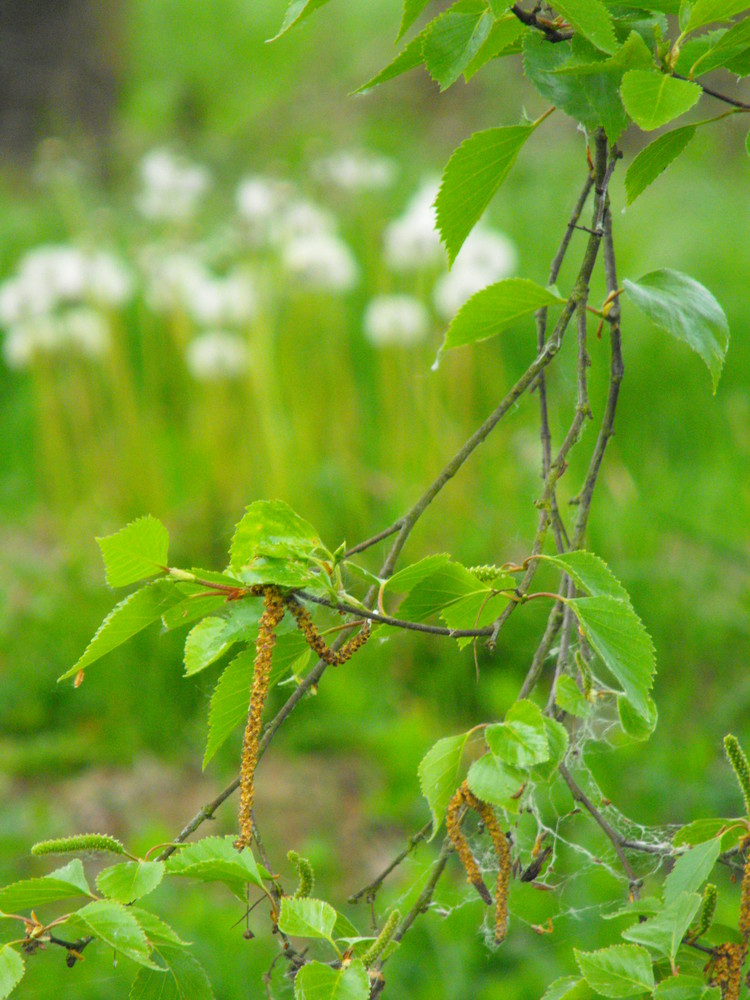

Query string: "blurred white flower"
[[363, 295, 430, 347], [383, 178, 444, 272], [2, 307, 110, 369], [20, 245, 88, 302], [282, 233, 359, 292], [142, 251, 210, 313], [312, 150, 397, 192], [86, 252, 133, 307], [270, 199, 336, 247], [136, 148, 211, 222], [433, 228, 517, 319], [186, 330, 250, 381], [236, 175, 295, 245], [186, 270, 257, 327]]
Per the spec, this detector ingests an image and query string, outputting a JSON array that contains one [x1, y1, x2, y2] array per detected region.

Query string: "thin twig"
[[348, 822, 433, 903], [674, 74, 750, 110]]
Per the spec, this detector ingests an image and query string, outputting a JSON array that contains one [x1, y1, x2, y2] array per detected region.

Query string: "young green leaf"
[[418, 731, 471, 836], [551, 0, 618, 53], [270, 0, 331, 41], [184, 618, 233, 677], [384, 553, 451, 594], [555, 675, 592, 718], [540, 977, 597, 1000], [684, 0, 749, 34], [161, 592, 226, 632], [663, 838, 721, 905], [0, 859, 93, 912], [231, 500, 322, 563], [353, 34, 425, 95], [622, 891, 701, 962], [690, 16, 750, 74], [131, 909, 188, 948], [617, 693, 658, 739], [398, 0, 433, 39], [441, 278, 566, 351], [653, 976, 721, 999], [436, 125, 539, 264], [96, 861, 165, 904], [625, 126, 696, 205], [96, 516, 169, 588], [673, 817, 742, 848], [60, 579, 181, 681], [203, 649, 255, 767], [567, 596, 656, 720], [422, 0, 495, 90], [536, 550, 632, 604], [64, 900, 160, 969], [464, 16, 527, 79], [466, 753, 526, 806], [485, 699, 551, 768], [397, 561, 484, 620], [165, 837, 266, 898], [574, 943, 655, 996], [440, 590, 510, 648], [620, 70, 702, 129], [0, 948, 24, 1000], [294, 958, 370, 1000], [278, 897, 337, 941], [130, 946, 215, 1000], [623, 269, 730, 392]]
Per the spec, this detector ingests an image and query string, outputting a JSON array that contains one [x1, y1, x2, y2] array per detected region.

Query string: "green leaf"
[[523, 32, 631, 141], [567, 595, 655, 720], [535, 716, 569, 778], [625, 126, 696, 205], [60, 579, 181, 681], [384, 554, 451, 594], [673, 28, 727, 73], [0, 859, 93, 911], [726, 39, 750, 74], [131, 909, 188, 947], [618, 693, 658, 739], [398, 0, 432, 39], [663, 838, 721, 905], [0, 948, 23, 1000], [440, 590, 511, 649], [96, 516, 169, 588], [231, 500, 322, 563], [397, 561, 484, 620], [278, 897, 337, 941], [422, 0, 495, 90], [270, 0, 331, 41], [574, 943, 655, 997], [653, 976, 720, 999], [555, 675, 592, 717], [486, 699, 551, 768], [622, 891, 701, 961], [161, 592, 226, 632], [353, 35, 425, 95], [64, 900, 159, 969], [130, 946, 215, 1000], [96, 862, 165, 904], [537, 550, 632, 603], [165, 837, 266, 898], [294, 958, 370, 1000], [690, 17, 750, 74], [685, 0, 749, 33], [620, 70, 702, 129], [441, 277, 566, 351], [466, 754, 526, 806], [436, 125, 538, 264], [673, 818, 741, 847], [418, 731, 471, 836], [541, 977, 597, 1000], [551, 0, 618, 52], [602, 896, 663, 920], [623, 269, 730, 392], [184, 618, 233, 677], [464, 16, 527, 79]]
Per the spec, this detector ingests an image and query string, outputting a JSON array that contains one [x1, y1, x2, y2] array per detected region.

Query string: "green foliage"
[[97, 516, 169, 589], [623, 270, 730, 392], [440, 278, 566, 351], [619, 71, 702, 130], [417, 731, 471, 835], [278, 897, 337, 942], [0, 859, 93, 912], [574, 943, 655, 997], [422, 0, 495, 90], [552, 0, 618, 53], [690, 16, 750, 74], [621, 891, 702, 962], [64, 900, 161, 969], [293, 959, 370, 1000], [96, 861, 165, 904], [436, 124, 540, 264], [0, 949, 24, 1000], [663, 838, 721, 904], [164, 838, 266, 899], [625, 126, 696, 205], [130, 946, 215, 1000], [554, 675, 592, 717]]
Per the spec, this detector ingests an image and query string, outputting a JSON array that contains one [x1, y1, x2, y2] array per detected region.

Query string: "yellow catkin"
[[739, 837, 750, 941], [446, 783, 493, 905], [283, 595, 370, 664], [709, 942, 746, 1000], [464, 787, 511, 943], [235, 587, 285, 851]]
